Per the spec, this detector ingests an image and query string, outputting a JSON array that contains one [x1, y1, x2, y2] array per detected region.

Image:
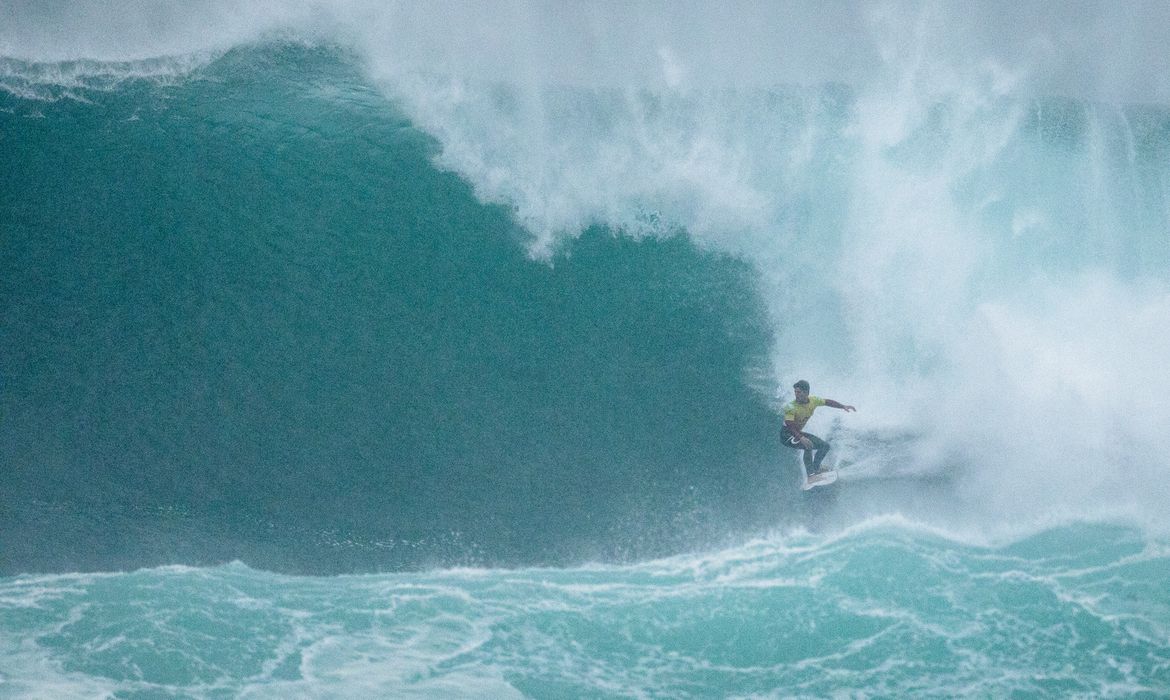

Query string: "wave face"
[[1, 44, 785, 573]]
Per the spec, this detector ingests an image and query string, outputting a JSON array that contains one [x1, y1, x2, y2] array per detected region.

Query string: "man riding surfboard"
[[781, 379, 856, 476]]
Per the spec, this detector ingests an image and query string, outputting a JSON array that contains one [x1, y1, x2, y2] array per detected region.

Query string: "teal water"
[[2, 44, 780, 574], [5, 5, 1170, 697], [2, 521, 1168, 698]]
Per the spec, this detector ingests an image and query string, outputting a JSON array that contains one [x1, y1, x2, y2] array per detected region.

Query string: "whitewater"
[[3, 1, 1170, 697]]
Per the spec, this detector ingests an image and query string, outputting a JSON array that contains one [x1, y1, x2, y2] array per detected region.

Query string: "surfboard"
[[801, 470, 838, 491]]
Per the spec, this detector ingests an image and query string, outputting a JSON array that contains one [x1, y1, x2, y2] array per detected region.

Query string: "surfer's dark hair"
[[793, 380, 810, 392]]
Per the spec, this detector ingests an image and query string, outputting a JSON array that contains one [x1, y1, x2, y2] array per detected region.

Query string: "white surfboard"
[[801, 470, 838, 491]]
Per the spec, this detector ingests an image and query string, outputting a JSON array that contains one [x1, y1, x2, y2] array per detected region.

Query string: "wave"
[[3, 4, 1170, 576], [0, 43, 786, 575]]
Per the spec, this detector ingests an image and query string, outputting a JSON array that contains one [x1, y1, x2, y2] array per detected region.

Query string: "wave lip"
[[0, 53, 220, 101]]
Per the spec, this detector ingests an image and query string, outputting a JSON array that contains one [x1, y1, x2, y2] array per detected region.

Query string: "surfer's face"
[[794, 387, 809, 402]]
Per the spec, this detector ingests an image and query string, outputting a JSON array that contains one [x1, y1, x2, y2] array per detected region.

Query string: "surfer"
[[781, 380, 855, 475]]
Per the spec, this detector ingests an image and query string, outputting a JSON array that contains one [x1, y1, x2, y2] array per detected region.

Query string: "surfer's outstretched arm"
[[823, 399, 856, 412]]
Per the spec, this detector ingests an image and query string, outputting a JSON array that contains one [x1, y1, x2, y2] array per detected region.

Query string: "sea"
[[3, 3, 1169, 697]]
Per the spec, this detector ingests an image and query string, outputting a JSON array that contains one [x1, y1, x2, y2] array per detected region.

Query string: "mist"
[[6, 1, 1170, 103]]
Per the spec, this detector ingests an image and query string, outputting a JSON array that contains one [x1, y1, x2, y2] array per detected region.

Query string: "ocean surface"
[[4, 3, 1170, 697]]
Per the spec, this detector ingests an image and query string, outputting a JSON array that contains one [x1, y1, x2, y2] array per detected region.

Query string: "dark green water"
[[2, 45, 786, 575]]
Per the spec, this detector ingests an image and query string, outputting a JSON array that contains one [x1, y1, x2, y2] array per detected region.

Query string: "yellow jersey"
[[782, 396, 826, 431]]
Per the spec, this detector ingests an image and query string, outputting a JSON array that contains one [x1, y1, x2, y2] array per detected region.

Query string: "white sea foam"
[[3, 522, 1167, 696]]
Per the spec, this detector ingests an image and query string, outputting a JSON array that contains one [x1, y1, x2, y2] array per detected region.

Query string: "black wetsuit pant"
[[781, 429, 830, 472]]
